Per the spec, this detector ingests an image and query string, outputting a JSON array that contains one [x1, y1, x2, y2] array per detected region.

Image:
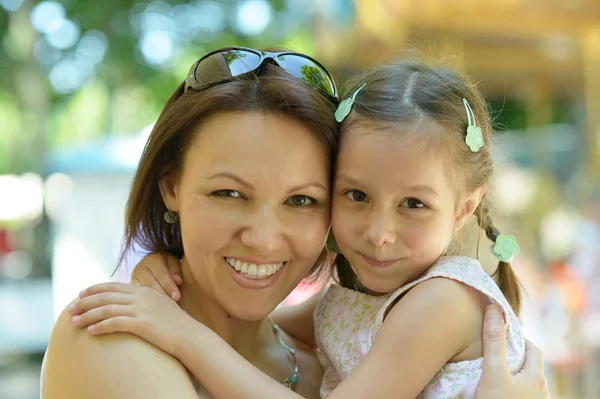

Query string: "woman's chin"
[[224, 300, 278, 321]]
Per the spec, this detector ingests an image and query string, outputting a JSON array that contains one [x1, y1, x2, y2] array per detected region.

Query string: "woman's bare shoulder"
[[43, 301, 198, 399]]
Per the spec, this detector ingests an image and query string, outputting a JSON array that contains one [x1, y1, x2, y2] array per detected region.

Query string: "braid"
[[475, 197, 522, 315], [477, 201, 500, 243]]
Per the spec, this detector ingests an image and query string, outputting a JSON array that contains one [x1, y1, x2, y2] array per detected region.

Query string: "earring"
[[164, 210, 179, 224], [325, 231, 341, 254]]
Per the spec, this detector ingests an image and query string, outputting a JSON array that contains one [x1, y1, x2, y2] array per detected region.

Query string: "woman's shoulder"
[[43, 301, 198, 399]]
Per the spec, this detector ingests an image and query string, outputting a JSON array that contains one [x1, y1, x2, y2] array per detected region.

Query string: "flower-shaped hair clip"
[[335, 83, 367, 123], [491, 234, 520, 262], [463, 98, 484, 152]]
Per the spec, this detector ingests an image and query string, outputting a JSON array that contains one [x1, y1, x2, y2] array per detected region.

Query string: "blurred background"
[[0, 0, 599, 398]]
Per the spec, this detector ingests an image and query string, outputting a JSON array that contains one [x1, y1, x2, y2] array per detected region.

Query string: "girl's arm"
[[75, 279, 479, 398], [177, 277, 484, 399], [270, 288, 327, 348]]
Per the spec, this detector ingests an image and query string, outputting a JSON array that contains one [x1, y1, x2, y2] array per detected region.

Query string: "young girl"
[[70, 59, 525, 398]]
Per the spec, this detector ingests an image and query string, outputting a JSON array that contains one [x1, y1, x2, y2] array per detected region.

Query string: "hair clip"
[[335, 83, 367, 123], [490, 234, 520, 262], [463, 98, 484, 152]]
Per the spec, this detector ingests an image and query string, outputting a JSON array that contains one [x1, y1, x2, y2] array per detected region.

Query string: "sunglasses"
[[184, 47, 338, 103]]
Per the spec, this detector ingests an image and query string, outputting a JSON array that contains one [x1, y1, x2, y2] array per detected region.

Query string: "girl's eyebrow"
[[404, 184, 439, 196], [334, 173, 363, 186], [336, 173, 438, 197]]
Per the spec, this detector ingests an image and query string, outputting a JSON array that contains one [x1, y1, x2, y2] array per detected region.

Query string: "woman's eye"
[[400, 198, 425, 209], [345, 190, 368, 202], [285, 195, 316, 207], [212, 190, 242, 198]]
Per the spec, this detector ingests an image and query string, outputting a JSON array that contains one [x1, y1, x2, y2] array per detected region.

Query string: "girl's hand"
[[476, 305, 551, 399], [68, 282, 197, 358], [130, 252, 183, 301]]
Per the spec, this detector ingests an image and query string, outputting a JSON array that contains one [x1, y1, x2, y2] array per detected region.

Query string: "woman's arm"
[[44, 304, 198, 399]]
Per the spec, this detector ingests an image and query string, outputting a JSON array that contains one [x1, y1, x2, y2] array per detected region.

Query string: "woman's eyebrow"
[[207, 172, 254, 190], [287, 182, 328, 194], [208, 172, 327, 194]]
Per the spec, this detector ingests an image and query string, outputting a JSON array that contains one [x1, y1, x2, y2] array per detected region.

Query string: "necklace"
[[270, 318, 299, 391], [193, 319, 299, 393]]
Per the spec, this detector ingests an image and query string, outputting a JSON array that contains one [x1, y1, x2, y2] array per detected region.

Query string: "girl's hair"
[[332, 58, 521, 315], [119, 60, 338, 279]]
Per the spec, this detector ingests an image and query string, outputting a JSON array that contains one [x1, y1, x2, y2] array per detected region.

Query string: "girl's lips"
[[360, 253, 400, 268]]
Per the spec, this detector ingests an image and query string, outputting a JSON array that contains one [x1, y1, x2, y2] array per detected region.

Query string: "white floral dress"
[[314, 256, 525, 398]]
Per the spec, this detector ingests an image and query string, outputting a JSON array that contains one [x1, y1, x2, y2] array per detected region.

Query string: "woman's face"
[[162, 111, 331, 320]]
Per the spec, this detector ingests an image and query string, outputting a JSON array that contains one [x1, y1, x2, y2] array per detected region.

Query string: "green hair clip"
[[334, 83, 367, 123], [463, 98, 484, 152], [491, 234, 520, 262]]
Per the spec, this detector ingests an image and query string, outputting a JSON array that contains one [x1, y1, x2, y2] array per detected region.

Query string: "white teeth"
[[248, 264, 257, 276], [225, 258, 284, 280], [257, 265, 266, 277]]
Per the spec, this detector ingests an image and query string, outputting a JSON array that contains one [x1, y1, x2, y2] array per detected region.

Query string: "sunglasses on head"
[[184, 47, 338, 103]]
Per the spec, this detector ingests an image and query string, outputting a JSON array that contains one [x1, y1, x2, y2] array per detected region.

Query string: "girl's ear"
[[455, 185, 487, 231]]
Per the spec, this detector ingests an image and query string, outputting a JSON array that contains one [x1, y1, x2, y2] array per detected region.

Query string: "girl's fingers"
[[131, 268, 156, 287], [79, 282, 136, 298], [146, 278, 170, 298], [69, 292, 131, 316], [72, 304, 135, 328], [151, 261, 180, 301], [87, 316, 135, 336], [164, 254, 183, 286]]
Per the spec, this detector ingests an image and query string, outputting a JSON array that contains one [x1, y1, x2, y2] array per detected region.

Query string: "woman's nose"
[[240, 206, 283, 255]]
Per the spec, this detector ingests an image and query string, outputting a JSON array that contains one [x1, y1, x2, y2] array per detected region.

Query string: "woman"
[[43, 47, 549, 398]]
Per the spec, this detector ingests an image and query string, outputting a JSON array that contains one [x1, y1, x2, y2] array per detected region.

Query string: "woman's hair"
[[120, 61, 338, 278], [332, 58, 521, 315]]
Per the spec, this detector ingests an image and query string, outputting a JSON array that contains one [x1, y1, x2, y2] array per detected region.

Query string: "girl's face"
[[332, 125, 477, 294], [161, 111, 331, 320]]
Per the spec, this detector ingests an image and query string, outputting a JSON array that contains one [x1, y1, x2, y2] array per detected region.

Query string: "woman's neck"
[[177, 258, 274, 361]]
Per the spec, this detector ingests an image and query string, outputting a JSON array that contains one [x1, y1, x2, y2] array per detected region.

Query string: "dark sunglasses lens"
[[276, 55, 335, 96], [194, 50, 261, 86]]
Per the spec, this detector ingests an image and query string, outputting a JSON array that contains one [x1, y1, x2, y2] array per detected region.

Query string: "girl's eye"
[[345, 190, 368, 202], [285, 195, 316, 207], [212, 190, 242, 198], [400, 198, 425, 209]]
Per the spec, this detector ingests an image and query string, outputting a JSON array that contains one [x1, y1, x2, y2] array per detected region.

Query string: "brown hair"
[[119, 62, 338, 278], [332, 59, 521, 315]]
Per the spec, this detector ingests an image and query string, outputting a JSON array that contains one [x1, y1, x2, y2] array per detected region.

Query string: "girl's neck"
[[177, 257, 274, 361]]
